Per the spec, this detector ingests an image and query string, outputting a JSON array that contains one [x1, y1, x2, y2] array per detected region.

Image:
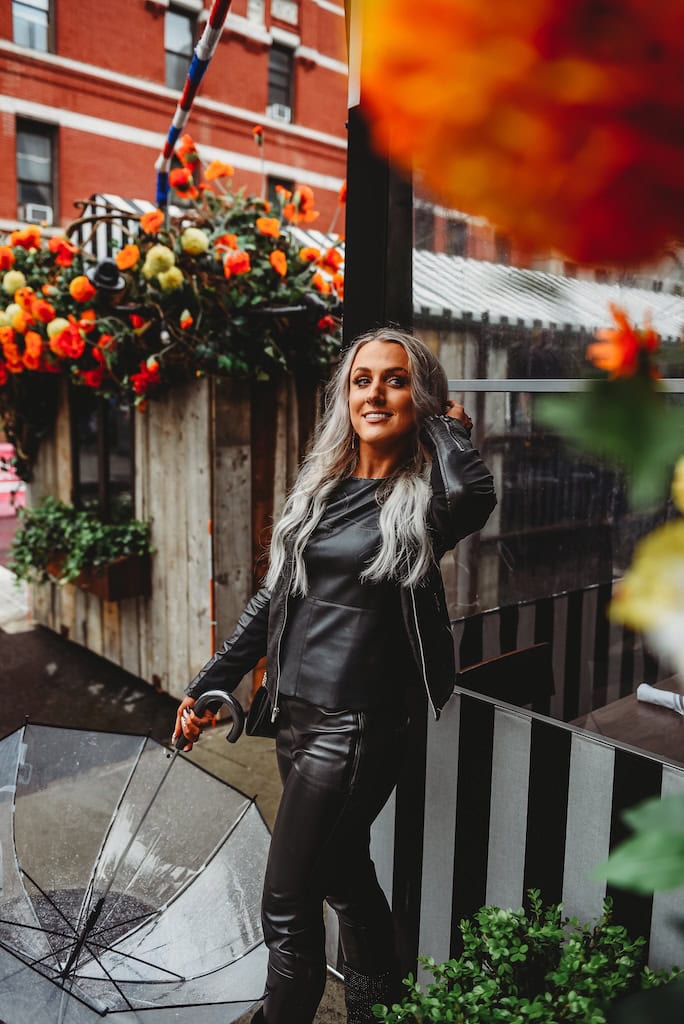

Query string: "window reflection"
[[72, 388, 134, 520]]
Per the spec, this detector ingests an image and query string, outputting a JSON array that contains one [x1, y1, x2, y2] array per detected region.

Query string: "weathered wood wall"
[[29, 375, 318, 702]]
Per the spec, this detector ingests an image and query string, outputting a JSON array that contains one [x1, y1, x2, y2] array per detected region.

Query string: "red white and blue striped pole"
[[154, 0, 234, 209]]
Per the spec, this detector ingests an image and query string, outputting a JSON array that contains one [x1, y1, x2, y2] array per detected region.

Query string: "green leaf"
[[596, 832, 684, 892], [536, 377, 684, 509], [623, 794, 684, 837]]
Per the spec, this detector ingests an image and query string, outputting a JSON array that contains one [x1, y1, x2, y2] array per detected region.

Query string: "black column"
[[342, 106, 413, 345]]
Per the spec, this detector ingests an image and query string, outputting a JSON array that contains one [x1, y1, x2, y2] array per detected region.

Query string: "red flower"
[[9, 226, 41, 249], [48, 236, 79, 267], [338, 181, 347, 205], [319, 247, 343, 272], [311, 271, 331, 295], [83, 367, 105, 388], [586, 304, 660, 378], [0, 246, 15, 270], [252, 125, 264, 146], [0, 362, 7, 386], [130, 359, 161, 395], [317, 315, 336, 331], [30, 297, 56, 323], [224, 249, 251, 277], [169, 167, 199, 200], [49, 324, 86, 360], [298, 246, 320, 263], [97, 333, 116, 350], [177, 133, 200, 169], [130, 314, 145, 329], [215, 233, 239, 251], [283, 185, 320, 224]]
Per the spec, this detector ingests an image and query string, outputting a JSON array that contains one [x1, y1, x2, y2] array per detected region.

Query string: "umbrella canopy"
[[0, 723, 269, 1023]]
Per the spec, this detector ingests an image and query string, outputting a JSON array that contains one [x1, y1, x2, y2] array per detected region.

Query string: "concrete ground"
[[0, 567, 346, 1023]]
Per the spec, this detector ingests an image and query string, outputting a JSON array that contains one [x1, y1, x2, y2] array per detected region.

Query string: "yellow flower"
[[46, 317, 71, 339], [157, 266, 184, 291], [142, 244, 176, 279], [673, 458, 684, 514], [2, 270, 27, 295], [610, 520, 684, 677], [180, 228, 210, 255], [0, 310, 12, 327]]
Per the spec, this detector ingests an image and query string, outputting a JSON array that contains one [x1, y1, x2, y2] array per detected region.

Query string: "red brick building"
[[0, 0, 348, 231]]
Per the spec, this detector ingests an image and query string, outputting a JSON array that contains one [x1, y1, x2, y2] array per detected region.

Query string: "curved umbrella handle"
[[175, 689, 245, 749]]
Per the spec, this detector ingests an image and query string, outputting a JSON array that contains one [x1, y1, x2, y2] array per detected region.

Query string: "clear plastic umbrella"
[[0, 711, 269, 1023]]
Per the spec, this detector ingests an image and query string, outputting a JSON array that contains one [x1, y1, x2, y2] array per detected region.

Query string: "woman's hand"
[[172, 696, 216, 752], [445, 400, 473, 433]]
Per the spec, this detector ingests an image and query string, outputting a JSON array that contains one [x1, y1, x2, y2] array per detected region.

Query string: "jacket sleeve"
[[421, 415, 497, 555], [185, 586, 271, 699]]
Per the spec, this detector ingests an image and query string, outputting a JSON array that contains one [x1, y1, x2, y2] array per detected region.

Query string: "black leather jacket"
[[186, 415, 496, 720]]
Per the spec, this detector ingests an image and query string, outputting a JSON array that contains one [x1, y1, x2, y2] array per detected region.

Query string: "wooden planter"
[[46, 552, 151, 602]]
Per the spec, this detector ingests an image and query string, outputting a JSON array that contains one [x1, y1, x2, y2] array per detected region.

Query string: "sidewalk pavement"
[[0, 567, 345, 1024]]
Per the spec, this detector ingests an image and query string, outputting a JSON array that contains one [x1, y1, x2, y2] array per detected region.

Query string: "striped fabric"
[[372, 690, 684, 981]]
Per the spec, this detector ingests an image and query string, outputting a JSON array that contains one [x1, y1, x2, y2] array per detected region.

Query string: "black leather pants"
[[259, 696, 406, 1024]]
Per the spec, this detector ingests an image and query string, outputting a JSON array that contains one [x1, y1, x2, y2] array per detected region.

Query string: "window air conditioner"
[[22, 203, 54, 225], [266, 103, 292, 123]]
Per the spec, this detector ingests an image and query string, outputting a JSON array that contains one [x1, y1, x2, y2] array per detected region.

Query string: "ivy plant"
[[373, 890, 679, 1023], [8, 496, 151, 585]]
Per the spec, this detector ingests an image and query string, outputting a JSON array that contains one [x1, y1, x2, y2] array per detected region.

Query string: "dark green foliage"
[[8, 496, 151, 585], [373, 891, 679, 1023]]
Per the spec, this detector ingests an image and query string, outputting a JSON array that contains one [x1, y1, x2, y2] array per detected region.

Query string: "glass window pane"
[[165, 10, 194, 56], [165, 51, 189, 91], [18, 181, 52, 207], [16, 130, 51, 184], [13, 0, 49, 51], [268, 46, 292, 106]]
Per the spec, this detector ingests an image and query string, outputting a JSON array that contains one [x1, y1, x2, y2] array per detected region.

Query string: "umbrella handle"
[[175, 689, 245, 749]]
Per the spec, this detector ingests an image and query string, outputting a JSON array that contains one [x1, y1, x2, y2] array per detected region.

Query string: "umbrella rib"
[[0, 916, 73, 940], [20, 869, 78, 935], [0, 936, 107, 1016], [71, 733, 149, 949], [82, 938, 186, 980], [102, 796, 258, 956], [82, 940, 137, 1013]]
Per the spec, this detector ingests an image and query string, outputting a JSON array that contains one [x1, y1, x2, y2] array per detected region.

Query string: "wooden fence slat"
[[164, 386, 190, 696], [185, 379, 211, 684], [146, 398, 171, 691]]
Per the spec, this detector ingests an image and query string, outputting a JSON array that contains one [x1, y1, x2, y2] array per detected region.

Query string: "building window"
[[16, 121, 55, 224], [71, 389, 135, 521], [13, 0, 50, 52], [267, 44, 294, 119], [414, 205, 435, 251], [165, 8, 196, 91], [446, 219, 468, 257], [267, 174, 294, 208]]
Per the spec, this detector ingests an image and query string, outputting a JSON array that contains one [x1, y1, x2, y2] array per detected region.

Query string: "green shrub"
[[374, 890, 679, 1023], [9, 496, 151, 585]]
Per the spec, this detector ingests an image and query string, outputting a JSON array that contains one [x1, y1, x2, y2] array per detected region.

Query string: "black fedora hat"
[[86, 258, 126, 292]]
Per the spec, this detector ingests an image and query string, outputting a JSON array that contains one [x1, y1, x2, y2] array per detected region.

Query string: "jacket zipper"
[[272, 558, 295, 723], [410, 585, 438, 721]]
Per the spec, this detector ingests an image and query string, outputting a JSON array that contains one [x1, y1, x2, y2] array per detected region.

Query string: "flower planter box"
[[46, 553, 151, 602]]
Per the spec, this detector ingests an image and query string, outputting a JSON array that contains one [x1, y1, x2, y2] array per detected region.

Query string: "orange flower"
[[283, 184, 320, 224], [24, 330, 43, 359], [69, 276, 96, 303], [9, 226, 41, 249], [115, 244, 140, 270], [362, 0, 684, 265], [169, 167, 199, 199], [298, 246, 320, 263], [180, 313, 194, 329], [269, 250, 288, 277], [12, 310, 32, 333], [586, 304, 660, 378], [338, 181, 347, 205], [224, 249, 251, 277], [176, 133, 200, 169], [77, 309, 97, 332], [0, 246, 15, 270], [252, 124, 264, 145], [30, 297, 56, 323], [140, 209, 165, 233], [275, 184, 293, 201], [48, 236, 79, 267], [205, 160, 235, 181], [256, 217, 281, 238], [332, 272, 344, 299], [319, 247, 343, 272], [97, 333, 116, 350], [215, 233, 239, 251], [311, 271, 331, 295], [0, 327, 16, 353]]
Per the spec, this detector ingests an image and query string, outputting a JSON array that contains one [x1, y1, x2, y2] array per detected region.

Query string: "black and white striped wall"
[[366, 689, 684, 980]]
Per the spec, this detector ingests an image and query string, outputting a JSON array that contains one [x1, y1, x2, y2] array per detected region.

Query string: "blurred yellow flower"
[[157, 266, 184, 292], [142, 244, 176, 279], [610, 520, 684, 677], [672, 458, 684, 514]]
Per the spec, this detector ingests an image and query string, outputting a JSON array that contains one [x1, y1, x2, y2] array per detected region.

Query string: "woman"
[[173, 328, 496, 1024]]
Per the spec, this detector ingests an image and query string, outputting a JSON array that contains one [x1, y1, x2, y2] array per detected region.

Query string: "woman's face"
[[348, 340, 416, 456]]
